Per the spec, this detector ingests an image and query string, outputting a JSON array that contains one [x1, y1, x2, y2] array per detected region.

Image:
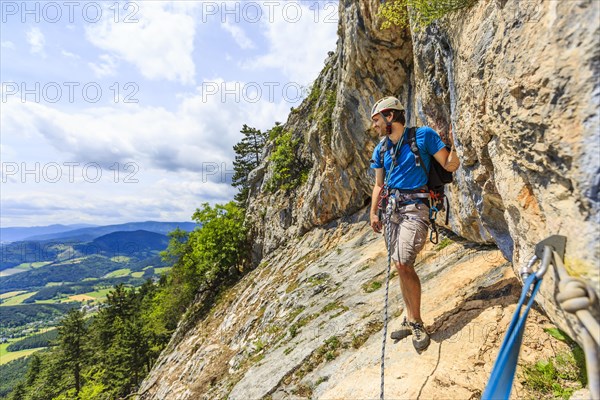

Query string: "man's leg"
[[396, 262, 422, 323]]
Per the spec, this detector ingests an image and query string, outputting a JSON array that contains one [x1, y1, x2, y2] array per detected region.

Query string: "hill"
[[22, 221, 197, 242], [0, 230, 170, 293], [76, 230, 170, 256], [0, 224, 96, 243]]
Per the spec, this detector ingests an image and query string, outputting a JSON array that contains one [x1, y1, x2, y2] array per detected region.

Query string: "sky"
[[0, 0, 339, 227]]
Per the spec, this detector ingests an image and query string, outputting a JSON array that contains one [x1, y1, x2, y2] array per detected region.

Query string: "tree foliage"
[[10, 201, 250, 399], [232, 124, 268, 207], [265, 124, 310, 193], [378, 0, 477, 31]]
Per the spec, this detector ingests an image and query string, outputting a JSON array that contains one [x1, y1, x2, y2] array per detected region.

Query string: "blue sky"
[[0, 0, 339, 227]]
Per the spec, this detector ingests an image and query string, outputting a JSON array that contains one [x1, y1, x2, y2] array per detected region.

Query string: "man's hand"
[[370, 213, 382, 234], [444, 125, 454, 147]]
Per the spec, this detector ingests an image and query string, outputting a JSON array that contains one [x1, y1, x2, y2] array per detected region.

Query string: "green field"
[[84, 288, 113, 300], [45, 282, 69, 287], [1, 292, 36, 306], [154, 267, 171, 275], [110, 256, 131, 263], [15, 262, 52, 270], [0, 341, 45, 365], [0, 291, 26, 300], [104, 268, 131, 278], [131, 272, 144, 278]]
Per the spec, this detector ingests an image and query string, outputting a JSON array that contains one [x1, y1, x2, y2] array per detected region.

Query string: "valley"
[[0, 221, 194, 369]]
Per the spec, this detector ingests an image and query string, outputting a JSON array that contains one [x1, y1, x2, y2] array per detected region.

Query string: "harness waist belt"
[[390, 189, 430, 200]]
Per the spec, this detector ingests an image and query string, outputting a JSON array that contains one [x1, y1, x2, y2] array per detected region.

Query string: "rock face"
[[138, 217, 572, 399], [139, 0, 598, 398]]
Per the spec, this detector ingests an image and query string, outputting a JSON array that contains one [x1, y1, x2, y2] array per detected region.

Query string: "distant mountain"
[[0, 224, 97, 243], [83, 230, 170, 255], [23, 221, 198, 241], [0, 230, 172, 292]]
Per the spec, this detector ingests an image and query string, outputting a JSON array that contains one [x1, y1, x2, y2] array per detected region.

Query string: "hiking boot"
[[390, 317, 412, 340], [410, 321, 430, 352]]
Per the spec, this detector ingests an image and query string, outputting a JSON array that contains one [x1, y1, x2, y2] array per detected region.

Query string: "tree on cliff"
[[232, 124, 268, 207]]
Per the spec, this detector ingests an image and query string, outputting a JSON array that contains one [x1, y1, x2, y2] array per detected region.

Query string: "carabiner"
[[430, 228, 439, 244], [429, 206, 439, 221], [520, 245, 553, 280]]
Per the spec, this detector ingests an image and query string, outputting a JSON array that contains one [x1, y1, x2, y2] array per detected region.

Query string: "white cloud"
[[1, 41, 15, 49], [26, 27, 45, 55], [61, 50, 80, 59], [221, 21, 255, 50], [1, 80, 290, 174], [85, 2, 197, 84], [0, 81, 290, 226], [88, 54, 118, 78], [243, 2, 338, 85]]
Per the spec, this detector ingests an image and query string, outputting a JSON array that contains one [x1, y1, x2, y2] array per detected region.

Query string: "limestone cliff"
[[138, 0, 598, 398]]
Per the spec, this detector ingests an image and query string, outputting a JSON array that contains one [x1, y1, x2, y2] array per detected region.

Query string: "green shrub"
[[266, 128, 311, 193], [378, 0, 477, 31], [435, 236, 453, 251], [318, 89, 337, 144], [521, 328, 587, 399], [362, 281, 382, 293]]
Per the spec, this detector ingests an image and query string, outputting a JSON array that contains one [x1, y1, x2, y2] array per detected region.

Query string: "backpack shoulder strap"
[[378, 137, 388, 170], [408, 127, 428, 177]]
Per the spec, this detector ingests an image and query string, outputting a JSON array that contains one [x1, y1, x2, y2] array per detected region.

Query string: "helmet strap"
[[380, 111, 393, 135]]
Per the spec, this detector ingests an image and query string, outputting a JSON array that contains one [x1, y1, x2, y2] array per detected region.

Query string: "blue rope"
[[482, 273, 543, 399]]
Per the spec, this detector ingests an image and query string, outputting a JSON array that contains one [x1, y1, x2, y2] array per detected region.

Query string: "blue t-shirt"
[[370, 126, 446, 190]]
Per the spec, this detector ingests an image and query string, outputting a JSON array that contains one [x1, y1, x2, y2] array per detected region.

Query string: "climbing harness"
[[482, 235, 600, 400]]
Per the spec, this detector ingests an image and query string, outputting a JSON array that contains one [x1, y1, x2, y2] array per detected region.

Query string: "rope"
[[380, 200, 394, 400], [481, 272, 543, 399], [483, 240, 600, 400], [552, 251, 600, 400]]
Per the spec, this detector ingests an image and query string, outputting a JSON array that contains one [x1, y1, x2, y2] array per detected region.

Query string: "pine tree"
[[57, 309, 88, 397], [232, 124, 268, 207], [8, 382, 25, 400]]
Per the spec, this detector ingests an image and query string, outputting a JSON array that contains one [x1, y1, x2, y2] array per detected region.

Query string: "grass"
[[45, 282, 66, 287], [110, 256, 130, 263], [435, 237, 453, 251], [520, 328, 587, 399], [0, 292, 37, 306], [103, 268, 131, 278], [131, 271, 145, 278], [352, 320, 384, 349], [289, 313, 318, 339], [0, 291, 26, 300], [296, 336, 345, 381], [0, 341, 46, 365], [154, 267, 172, 275], [68, 294, 95, 302], [286, 280, 300, 294], [307, 273, 330, 287], [15, 261, 52, 270], [83, 288, 113, 300], [362, 280, 382, 293]]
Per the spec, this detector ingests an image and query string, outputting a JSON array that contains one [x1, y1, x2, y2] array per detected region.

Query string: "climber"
[[369, 96, 460, 352]]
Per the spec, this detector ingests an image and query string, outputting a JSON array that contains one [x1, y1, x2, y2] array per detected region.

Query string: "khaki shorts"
[[384, 203, 430, 266]]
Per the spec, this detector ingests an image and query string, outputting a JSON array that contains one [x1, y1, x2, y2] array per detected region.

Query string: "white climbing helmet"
[[370, 96, 404, 119]]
